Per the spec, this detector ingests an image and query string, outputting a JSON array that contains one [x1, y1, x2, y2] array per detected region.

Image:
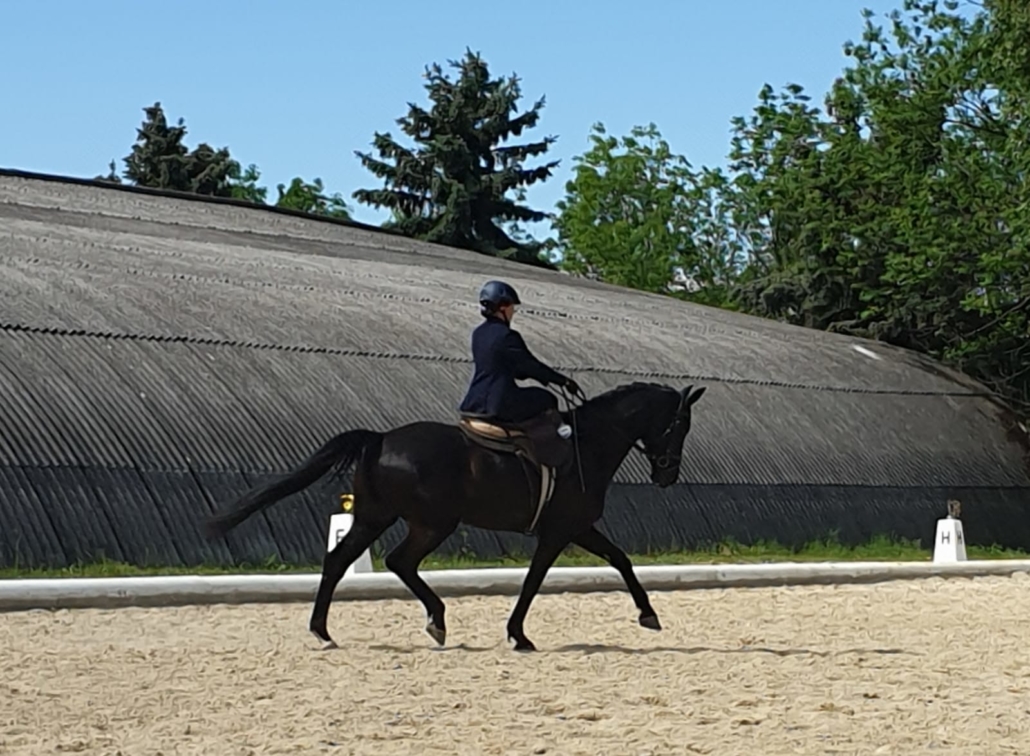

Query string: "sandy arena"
[[3, 574, 1029, 755]]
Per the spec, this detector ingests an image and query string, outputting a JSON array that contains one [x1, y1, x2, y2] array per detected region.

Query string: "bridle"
[[636, 391, 690, 471], [560, 386, 690, 473]]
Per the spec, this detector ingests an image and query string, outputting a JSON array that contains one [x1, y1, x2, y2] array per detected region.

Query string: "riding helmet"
[[478, 280, 521, 311]]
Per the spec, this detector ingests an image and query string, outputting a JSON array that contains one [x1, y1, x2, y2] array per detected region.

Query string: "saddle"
[[458, 409, 573, 535]]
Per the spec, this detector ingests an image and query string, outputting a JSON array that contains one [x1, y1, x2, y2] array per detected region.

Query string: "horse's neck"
[[580, 402, 649, 483]]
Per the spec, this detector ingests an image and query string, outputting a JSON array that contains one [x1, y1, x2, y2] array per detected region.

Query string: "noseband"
[[629, 391, 690, 470]]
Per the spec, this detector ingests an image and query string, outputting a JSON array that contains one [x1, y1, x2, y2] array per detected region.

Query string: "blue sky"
[[2, 0, 907, 236]]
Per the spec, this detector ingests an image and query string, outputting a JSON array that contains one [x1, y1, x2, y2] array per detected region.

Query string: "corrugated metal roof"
[[0, 170, 1027, 568], [0, 193, 996, 395]]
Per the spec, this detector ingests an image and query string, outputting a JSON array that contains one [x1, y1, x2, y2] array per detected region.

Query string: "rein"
[[557, 385, 587, 492], [557, 385, 688, 480]]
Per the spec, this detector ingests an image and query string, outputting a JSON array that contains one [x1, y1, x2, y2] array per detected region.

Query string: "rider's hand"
[[565, 377, 583, 397]]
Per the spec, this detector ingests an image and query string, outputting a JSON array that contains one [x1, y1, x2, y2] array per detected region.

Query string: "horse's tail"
[[202, 429, 382, 541]]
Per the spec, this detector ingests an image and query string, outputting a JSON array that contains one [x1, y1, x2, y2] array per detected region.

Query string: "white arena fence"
[[3, 507, 1027, 613]]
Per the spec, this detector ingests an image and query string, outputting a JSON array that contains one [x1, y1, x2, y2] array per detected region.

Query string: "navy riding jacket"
[[458, 316, 566, 420]]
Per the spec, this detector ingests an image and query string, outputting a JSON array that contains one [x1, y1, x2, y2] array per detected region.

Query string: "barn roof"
[[1, 168, 1028, 567]]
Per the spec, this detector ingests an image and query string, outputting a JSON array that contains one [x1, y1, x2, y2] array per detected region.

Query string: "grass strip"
[[1, 535, 1026, 579]]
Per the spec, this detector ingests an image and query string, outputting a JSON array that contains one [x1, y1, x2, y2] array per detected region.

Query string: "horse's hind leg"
[[383, 521, 456, 646], [572, 526, 660, 631], [310, 518, 393, 649]]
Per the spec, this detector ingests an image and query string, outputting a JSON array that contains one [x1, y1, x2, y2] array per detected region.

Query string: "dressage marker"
[[933, 499, 968, 563], [325, 493, 374, 577]]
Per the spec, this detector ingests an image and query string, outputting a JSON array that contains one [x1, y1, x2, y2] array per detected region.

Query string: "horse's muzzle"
[[651, 464, 679, 488]]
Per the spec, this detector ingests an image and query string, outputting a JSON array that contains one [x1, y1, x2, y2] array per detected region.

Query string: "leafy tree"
[[352, 49, 559, 267], [275, 176, 350, 219], [552, 122, 741, 305], [712, 0, 1029, 417], [121, 102, 238, 197], [228, 163, 268, 204], [228, 166, 349, 217]]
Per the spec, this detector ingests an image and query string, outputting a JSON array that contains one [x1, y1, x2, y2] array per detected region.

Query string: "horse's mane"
[[575, 381, 671, 414]]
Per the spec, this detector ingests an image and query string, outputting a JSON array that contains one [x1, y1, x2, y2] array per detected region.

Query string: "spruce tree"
[[121, 102, 237, 197], [352, 50, 559, 266], [122, 103, 191, 191]]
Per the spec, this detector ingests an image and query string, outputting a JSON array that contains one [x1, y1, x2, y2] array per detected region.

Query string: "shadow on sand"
[[550, 642, 919, 657], [362, 642, 919, 657]]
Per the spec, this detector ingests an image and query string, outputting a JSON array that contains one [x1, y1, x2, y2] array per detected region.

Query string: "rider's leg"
[[508, 387, 572, 437]]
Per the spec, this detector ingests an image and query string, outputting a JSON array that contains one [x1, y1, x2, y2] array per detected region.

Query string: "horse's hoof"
[[639, 614, 662, 631], [509, 633, 537, 652], [425, 620, 446, 647], [311, 629, 336, 649]]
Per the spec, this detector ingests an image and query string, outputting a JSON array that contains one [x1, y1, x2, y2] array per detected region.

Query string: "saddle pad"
[[460, 418, 525, 439]]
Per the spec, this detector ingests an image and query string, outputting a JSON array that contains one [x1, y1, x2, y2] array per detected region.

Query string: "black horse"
[[203, 380, 707, 651]]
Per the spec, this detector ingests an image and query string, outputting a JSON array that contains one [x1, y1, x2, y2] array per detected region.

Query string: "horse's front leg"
[[506, 533, 569, 652], [572, 526, 660, 631]]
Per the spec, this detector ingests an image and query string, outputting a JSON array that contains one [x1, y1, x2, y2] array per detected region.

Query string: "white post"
[[933, 499, 967, 563], [325, 494, 374, 575]]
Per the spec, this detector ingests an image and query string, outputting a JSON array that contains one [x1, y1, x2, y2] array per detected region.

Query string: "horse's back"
[[382, 419, 518, 471], [384, 419, 464, 443], [376, 420, 468, 470]]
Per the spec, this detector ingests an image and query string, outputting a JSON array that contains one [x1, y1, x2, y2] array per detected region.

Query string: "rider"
[[459, 280, 580, 442]]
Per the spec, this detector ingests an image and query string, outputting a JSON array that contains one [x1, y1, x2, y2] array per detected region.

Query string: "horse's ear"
[[686, 386, 706, 405], [680, 384, 693, 400]]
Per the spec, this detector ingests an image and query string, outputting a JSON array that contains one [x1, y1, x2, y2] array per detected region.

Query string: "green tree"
[[108, 105, 351, 219], [352, 49, 559, 267], [552, 122, 741, 305], [714, 0, 1030, 417], [228, 163, 268, 204], [225, 165, 349, 217], [275, 176, 350, 219], [94, 160, 122, 185], [121, 102, 238, 197]]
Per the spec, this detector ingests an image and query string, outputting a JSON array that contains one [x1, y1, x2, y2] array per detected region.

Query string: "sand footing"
[[3, 574, 1029, 755]]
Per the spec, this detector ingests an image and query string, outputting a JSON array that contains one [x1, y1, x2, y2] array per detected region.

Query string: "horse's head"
[[637, 383, 706, 487], [581, 381, 707, 488]]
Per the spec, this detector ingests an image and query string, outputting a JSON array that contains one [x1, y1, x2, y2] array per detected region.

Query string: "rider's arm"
[[501, 330, 567, 386]]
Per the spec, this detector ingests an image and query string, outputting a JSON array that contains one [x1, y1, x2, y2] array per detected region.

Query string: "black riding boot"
[[520, 408, 574, 469]]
